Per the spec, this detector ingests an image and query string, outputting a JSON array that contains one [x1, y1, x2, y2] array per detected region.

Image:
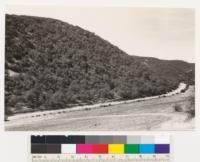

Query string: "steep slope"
[[5, 14, 194, 115]]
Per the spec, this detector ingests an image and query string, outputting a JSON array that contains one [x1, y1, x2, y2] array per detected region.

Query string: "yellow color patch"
[[108, 144, 124, 154]]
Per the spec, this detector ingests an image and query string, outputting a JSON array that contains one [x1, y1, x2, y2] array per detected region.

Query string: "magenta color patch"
[[76, 144, 93, 154]]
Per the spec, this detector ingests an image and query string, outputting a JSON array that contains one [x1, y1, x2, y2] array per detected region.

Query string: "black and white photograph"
[[5, 6, 195, 131]]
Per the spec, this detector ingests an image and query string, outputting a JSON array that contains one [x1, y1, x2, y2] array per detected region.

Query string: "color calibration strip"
[[31, 135, 170, 154]]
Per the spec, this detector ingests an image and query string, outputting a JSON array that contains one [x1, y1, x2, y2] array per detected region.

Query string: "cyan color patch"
[[139, 144, 155, 154]]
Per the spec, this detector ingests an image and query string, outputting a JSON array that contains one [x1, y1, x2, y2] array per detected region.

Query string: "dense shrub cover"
[[5, 14, 195, 115]]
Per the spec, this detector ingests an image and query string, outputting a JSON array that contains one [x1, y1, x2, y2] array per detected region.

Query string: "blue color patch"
[[139, 144, 155, 154]]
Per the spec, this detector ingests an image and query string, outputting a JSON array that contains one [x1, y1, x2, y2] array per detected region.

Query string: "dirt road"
[[5, 85, 194, 131]]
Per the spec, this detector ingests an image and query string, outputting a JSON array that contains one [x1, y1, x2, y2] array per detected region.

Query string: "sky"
[[6, 6, 195, 63]]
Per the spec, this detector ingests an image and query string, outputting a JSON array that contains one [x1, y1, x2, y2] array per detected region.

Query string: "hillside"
[[5, 14, 195, 115]]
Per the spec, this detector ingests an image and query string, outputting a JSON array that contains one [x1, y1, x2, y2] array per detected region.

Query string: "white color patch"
[[61, 144, 76, 154], [155, 135, 170, 144]]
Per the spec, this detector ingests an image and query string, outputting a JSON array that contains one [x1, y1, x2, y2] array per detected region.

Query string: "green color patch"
[[124, 144, 139, 154]]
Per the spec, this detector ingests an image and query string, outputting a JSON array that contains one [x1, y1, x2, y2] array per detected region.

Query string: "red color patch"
[[92, 144, 108, 154]]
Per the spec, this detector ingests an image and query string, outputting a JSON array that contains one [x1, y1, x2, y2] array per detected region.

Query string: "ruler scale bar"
[[32, 154, 170, 162]]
